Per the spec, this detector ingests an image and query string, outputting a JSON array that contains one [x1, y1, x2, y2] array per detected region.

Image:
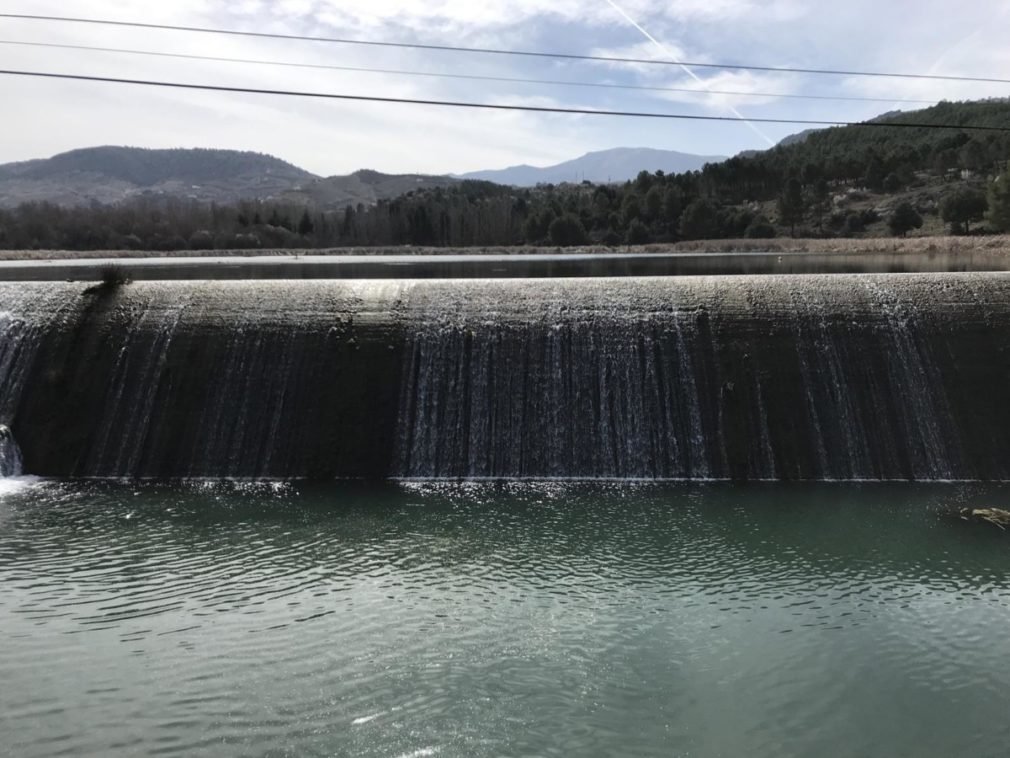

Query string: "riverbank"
[[1, 234, 1008, 261]]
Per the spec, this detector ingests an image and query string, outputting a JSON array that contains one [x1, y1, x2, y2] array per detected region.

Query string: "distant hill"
[[280, 169, 458, 209], [0, 147, 313, 208], [0, 147, 457, 210], [729, 100, 1010, 181], [0, 144, 727, 208], [459, 147, 726, 186], [736, 128, 821, 159], [775, 128, 820, 148]]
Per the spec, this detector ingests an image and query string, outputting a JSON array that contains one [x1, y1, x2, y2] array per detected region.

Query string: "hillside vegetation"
[[1, 100, 1009, 251], [0, 146, 312, 186], [0, 146, 456, 212]]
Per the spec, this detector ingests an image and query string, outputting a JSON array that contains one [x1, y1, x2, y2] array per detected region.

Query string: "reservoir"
[[2, 480, 1010, 757], [3, 256, 1010, 756]]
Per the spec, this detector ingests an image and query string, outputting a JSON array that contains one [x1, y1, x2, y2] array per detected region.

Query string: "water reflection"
[[4, 250, 1010, 280], [1, 481, 1009, 756]]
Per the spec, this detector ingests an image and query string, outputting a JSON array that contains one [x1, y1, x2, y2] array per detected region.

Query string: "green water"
[[1, 480, 1009, 757]]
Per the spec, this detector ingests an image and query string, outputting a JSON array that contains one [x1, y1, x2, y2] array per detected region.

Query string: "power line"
[[3, 68, 1009, 132], [3, 12, 1010, 85], [0, 39, 940, 106], [602, 0, 774, 146]]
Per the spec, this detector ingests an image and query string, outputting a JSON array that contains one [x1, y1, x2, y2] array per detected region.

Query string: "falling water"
[[391, 275, 1010, 481], [394, 311, 727, 478], [0, 275, 1006, 480], [0, 288, 76, 477], [0, 425, 22, 477]]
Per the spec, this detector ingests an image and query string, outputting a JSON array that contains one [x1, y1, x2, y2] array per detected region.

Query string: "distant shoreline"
[[2, 245, 1010, 281], [1, 235, 1009, 262]]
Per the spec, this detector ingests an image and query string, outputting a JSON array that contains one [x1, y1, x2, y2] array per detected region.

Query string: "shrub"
[[744, 217, 776, 239], [882, 173, 902, 193], [859, 208, 881, 225], [189, 230, 215, 250], [548, 214, 588, 246], [84, 263, 132, 294], [600, 229, 622, 246], [625, 218, 651, 245], [149, 234, 188, 251], [839, 213, 865, 237]]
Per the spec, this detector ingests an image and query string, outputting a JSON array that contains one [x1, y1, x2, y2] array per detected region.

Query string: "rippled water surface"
[[2, 481, 1010, 757]]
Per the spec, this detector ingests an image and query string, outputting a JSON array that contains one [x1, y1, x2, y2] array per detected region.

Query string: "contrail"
[[889, 21, 990, 113], [602, 0, 777, 146], [892, 2, 1009, 113]]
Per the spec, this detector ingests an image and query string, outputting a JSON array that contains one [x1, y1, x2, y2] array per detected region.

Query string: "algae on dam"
[[1, 273, 1009, 480]]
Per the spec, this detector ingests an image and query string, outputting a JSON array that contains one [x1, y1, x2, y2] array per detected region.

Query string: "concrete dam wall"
[[2, 274, 1010, 480]]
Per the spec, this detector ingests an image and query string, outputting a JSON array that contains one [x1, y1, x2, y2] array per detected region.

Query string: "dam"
[[7, 254, 1010, 758], [2, 264, 1010, 480]]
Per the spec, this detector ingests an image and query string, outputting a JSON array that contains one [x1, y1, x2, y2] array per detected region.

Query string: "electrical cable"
[[3, 12, 1010, 85], [0, 39, 940, 105], [3, 68, 1008, 131]]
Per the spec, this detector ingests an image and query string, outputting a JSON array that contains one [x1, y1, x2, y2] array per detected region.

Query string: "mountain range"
[[0, 145, 728, 209], [457, 147, 726, 186], [0, 146, 460, 210]]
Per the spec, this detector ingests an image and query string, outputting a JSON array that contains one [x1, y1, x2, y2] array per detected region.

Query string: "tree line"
[[1, 100, 1009, 251]]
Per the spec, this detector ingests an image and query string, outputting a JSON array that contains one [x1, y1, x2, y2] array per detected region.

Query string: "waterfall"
[[0, 425, 22, 477], [390, 275, 1007, 480], [0, 293, 66, 477], [393, 311, 725, 478], [0, 310, 45, 425], [0, 275, 1006, 481]]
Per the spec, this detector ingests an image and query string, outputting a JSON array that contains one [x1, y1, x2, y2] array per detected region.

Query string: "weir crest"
[[0, 274, 1006, 481]]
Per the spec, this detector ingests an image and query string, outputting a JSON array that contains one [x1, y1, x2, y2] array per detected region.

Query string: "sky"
[[1, 0, 1009, 176]]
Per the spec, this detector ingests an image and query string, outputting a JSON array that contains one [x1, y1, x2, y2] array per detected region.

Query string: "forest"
[[1, 100, 1009, 250]]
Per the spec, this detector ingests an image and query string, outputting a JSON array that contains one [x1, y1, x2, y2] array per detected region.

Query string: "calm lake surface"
[[2, 480, 1009, 757]]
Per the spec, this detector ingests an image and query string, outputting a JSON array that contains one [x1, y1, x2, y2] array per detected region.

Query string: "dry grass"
[[668, 236, 1010, 256], [2, 235, 1010, 261]]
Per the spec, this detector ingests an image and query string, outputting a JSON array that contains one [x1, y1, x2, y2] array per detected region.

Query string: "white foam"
[[0, 475, 41, 497], [351, 712, 383, 725]]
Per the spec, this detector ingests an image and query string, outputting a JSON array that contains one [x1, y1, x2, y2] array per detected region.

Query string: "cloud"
[[275, 0, 615, 34], [228, 0, 804, 38], [0, 0, 1007, 174], [648, 71, 805, 108], [585, 40, 694, 80], [634, 0, 806, 24]]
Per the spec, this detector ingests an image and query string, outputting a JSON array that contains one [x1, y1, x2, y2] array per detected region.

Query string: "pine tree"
[[625, 218, 651, 245], [777, 178, 805, 236], [297, 209, 314, 236], [807, 178, 830, 231], [941, 187, 988, 235], [862, 155, 886, 191], [643, 185, 664, 222], [988, 166, 1010, 232], [888, 202, 923, 237], [679, 199, 719, 240]]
